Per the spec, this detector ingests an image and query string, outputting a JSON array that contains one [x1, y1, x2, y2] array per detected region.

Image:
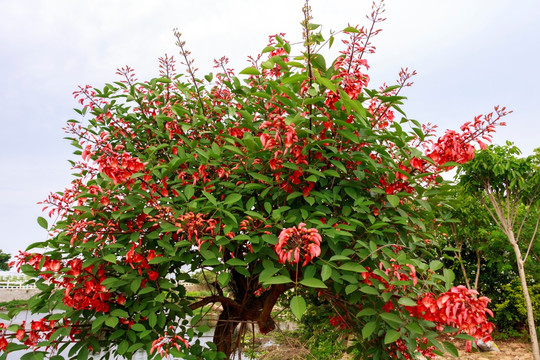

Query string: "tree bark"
[[508, 231, 540, 360], [213, 306, 240, 358], [474, 250, 481, 290], [210, 284, 290, 359]]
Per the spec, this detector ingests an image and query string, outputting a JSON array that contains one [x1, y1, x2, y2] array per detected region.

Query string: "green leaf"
[[105, 316, 119, 328], [202, 191, 218, 206], [227, 258, 247, 266], [299, 277, 327, 288], [384, 329, 401, 344], [118, 340, 129, 354], [91, 315, 107, 331], [130, 323, 146, 332], [111, 309, 129, 318], [405, 322, 423, 334], [77, 347, 89, 360], [329, 255, 350, 261], [344, 26, 360, 33], [380, 312, 403, 326], [258, 235, 277, 246], [22, 353, 44, 360], [239, 67, 261, 76], [362, 321, 376, 339], [313, 70, 337, 92], [290, 295, 306, 320], [454, 333, 476, 341], [339, 262, 367, 273], [261, 60, 274, 69], [160, 222, 179, 232], [102, 254, 116, 263], [248, 172, 273, 183], [184, 185, 195, 200], [387, 194, 400, 208], [443, 341, 459, 357], [443, 268, 455, 288], [263, 275, 292, 285], [218, 272, 231, 287], [397, 297, 418, 307], [310, 54, 326, 71], [321, 265, 332, 281], [430, 260, 444, 272], [224, 193, 242, 205], [37, 216, 48, 229], [131, 277, 142, 293], [357, 308, 377, 317], [127, 343, 144, 353], [360, 286, 378, 295]]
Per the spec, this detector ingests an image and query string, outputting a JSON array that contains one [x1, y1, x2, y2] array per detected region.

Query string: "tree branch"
[[524, 213, 540, 263], [189, 295, 242, 312]]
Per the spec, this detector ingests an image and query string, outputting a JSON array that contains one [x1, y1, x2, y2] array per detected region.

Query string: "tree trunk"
[[474, 250, 481, 290], [213, 306, 240, 358], [509, 232, 540, 360]]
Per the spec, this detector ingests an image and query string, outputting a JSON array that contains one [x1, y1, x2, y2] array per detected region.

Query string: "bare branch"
[[524, 213, 540, 263]]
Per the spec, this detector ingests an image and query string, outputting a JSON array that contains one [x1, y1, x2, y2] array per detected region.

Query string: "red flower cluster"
[[2, 318, 57, 348], [61, 260, 113, 313], [12, 252, 115, 313], [406, 285, 494, 339], [275, 223, 321, 265], [174, 212, 217, 249], [360, 261, 417, 291], [96, 148, 146, 185], [259, 114, 298, 154], [425, 106, 509, 168], [328, 315, 349, 330], [239, 216, 272, 233], [125, 243, 163, 281]]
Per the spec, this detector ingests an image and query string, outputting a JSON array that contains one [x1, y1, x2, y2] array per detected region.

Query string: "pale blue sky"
[[0, 0, 538, 258]]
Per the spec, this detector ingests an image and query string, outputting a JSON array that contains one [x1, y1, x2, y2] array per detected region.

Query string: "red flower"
[[116, 294, 126, 305], [147, 270, 159, 281], [275, 223, 322, 266]]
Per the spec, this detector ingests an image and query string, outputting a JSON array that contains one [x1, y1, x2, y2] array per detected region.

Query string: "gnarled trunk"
[[211, 284, 289, 359]]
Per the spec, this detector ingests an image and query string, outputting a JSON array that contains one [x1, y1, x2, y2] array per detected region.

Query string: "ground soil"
[[253, 335, 535, 359], [435, 338, 533, 360]]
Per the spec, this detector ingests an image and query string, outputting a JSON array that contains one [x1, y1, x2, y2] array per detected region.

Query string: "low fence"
[[0, 281, 37, 289], [0, 281, 39, 302]]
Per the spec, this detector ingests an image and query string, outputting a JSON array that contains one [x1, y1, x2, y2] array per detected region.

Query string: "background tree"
[[0, 251, 10, 272], [0, 2, 504, 359], [460, 143, 540, 359], [442, 192, 495, 290], [440, 188, 540, 338]]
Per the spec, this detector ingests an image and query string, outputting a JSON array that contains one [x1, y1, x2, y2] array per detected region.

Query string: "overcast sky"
[[0, 0, 538, 259]]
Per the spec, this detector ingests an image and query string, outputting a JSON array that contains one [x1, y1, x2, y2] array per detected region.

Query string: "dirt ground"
[[435, 339, 533, 360], [254, 336, 535, 360]]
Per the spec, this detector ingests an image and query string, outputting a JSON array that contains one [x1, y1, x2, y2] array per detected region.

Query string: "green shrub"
[[492, 278, 540, 340]]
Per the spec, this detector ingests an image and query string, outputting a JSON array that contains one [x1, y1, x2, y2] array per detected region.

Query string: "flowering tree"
[[1, 2, 507, 359]]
